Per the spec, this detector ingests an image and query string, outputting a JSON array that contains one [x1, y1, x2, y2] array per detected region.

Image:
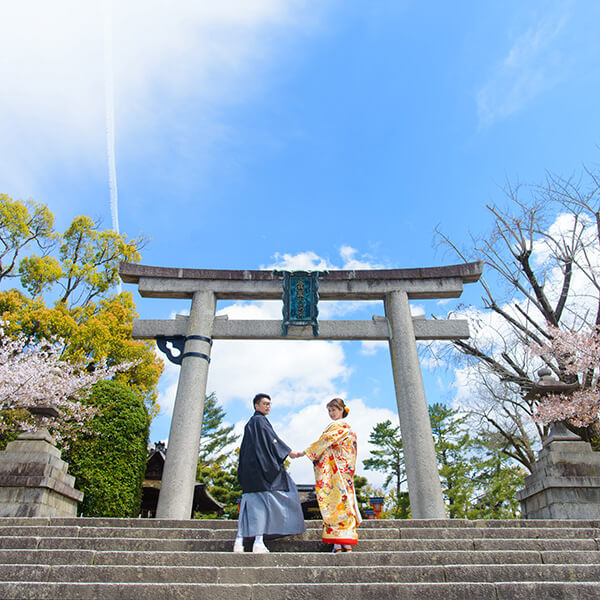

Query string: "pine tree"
[[362, 419, 406, 517], [196, 393, 241, 518], [198, 392, 238, 462], [429, 403, 476, 519]]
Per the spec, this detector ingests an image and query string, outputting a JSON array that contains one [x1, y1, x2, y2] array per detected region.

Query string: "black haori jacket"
[[237, 411, 291, 493]]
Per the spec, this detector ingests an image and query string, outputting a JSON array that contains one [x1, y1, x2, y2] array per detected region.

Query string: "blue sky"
[[2, 1, 600, 487]]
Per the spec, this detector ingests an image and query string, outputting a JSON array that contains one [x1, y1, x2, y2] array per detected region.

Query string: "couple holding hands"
[[234, 393, 361, 553]]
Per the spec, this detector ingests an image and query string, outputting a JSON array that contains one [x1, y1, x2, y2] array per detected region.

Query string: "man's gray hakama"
[[237, 472, 306, 537]]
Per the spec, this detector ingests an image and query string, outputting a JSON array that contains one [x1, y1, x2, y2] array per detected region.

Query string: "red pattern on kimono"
[[305, 420, 362, 545]]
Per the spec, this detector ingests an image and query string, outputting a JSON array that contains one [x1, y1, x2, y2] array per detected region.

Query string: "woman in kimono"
[[297, 398, 362, 552]]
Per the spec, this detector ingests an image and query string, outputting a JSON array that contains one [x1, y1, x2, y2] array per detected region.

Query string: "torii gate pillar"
[[156, 291, 216, 519], [385, 291, 445, 518]]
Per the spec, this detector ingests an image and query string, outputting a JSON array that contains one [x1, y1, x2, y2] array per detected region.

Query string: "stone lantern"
[[516, 369, 600, 519], [0, 402, 83, 517]]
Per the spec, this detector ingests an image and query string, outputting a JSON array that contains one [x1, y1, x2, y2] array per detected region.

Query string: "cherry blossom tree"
[[0, 322, 133, 447], [531, 326, 600, 431], [435, 162, 600, 466]]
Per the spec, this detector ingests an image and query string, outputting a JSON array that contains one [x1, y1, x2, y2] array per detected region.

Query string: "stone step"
[[1, 562, 600, 584], [5, 525, 599, 543], [0, 581, 598, 600], [4, 548, 600, 566], [2, 548, 600, 567], [2, 516, 600, 529], [1, 524, 598, 541], [1, 535, 599, 553], [0, 518, 598, 598], [396, 526, 600, 539], [0, 525, 399, 540]]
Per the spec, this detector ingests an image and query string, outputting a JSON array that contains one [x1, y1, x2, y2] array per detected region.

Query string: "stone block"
[[517, 435, 600, 520], [0, 430, 83, 518]]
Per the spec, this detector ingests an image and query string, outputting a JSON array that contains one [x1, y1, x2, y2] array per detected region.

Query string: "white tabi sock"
[[254, 535, 264, 545]]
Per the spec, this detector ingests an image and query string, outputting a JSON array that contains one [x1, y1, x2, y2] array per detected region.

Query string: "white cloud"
[[339, 245, 386, 270], [0, 0, 324, 194], [318, 300, 381, 319], [476, 10, 569, 127], [266, 245, 388, 272], [208, 338, 350, 408], [264, 247, 388, 320], [218, 300, 282, 320], [267, 251, 330, 271], [157, 299, 352, 418], [418, 348, 447, 370], [156, 358, 180, 418], [211, 299, 351, 408], [360, 341, 387, 355], [274, 397, 398, 487]]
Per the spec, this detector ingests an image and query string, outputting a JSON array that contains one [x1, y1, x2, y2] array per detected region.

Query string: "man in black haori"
[[234, 393, 305, 553]]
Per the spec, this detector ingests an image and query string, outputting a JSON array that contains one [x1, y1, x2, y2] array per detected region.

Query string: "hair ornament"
[[343, 406, 350, 416]]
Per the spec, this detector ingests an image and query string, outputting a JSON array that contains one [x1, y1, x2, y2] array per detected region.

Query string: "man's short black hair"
[[253, 393, 271, 407]]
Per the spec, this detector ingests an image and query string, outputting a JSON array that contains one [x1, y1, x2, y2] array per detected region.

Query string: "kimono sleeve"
[[304, 422, 349, 462]]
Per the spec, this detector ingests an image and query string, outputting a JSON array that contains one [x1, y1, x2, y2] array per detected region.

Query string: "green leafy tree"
[[52, 215, 142, 306], [0, 196, 162, 416], [469, 433, 525, 519], [18, 255, 62, 298], [430, 403, 525, 519], [0, 195, 55, 282], [382, 490, 411, 519], [364, 405, 526, 519], [1, 194, 145, 309], [64, 380, 149, 517]]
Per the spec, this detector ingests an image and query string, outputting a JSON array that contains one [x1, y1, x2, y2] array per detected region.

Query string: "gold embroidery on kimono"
[[305, 421, 362, 545]]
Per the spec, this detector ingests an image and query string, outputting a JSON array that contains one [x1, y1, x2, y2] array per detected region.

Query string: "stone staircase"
[[0, 517, 599, 598]]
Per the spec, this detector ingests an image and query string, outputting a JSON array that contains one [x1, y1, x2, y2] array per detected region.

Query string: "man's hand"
[[289, 451, 305, 459]]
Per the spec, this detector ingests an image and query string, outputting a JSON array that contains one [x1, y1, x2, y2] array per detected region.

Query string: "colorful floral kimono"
[[305, 420, 362, 545]]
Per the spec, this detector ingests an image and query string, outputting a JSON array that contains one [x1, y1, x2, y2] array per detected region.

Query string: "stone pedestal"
[[0, 429, 83, 517], [517, 423, 600, 519]]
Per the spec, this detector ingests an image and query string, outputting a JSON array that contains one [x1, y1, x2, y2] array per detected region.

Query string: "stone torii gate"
[[120, 260, 483, 520]]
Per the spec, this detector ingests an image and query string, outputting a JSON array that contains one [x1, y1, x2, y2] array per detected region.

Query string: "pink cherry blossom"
[[530, 326, 600, 427], [0, 321, 135, 447]]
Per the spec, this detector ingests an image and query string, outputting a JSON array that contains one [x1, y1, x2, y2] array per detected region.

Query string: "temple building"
[[141, 443, 224, 518]]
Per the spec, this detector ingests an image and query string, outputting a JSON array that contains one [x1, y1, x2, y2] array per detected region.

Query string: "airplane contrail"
[[104, 0, 122, 293], [104, 0, 119, 235]]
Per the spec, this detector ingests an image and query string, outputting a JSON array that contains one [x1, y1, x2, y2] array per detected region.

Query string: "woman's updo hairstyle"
[[327, 397, 349, 418]]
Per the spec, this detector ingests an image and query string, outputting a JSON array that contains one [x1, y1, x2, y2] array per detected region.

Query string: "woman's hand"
[[289, 451, 306, 459]]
